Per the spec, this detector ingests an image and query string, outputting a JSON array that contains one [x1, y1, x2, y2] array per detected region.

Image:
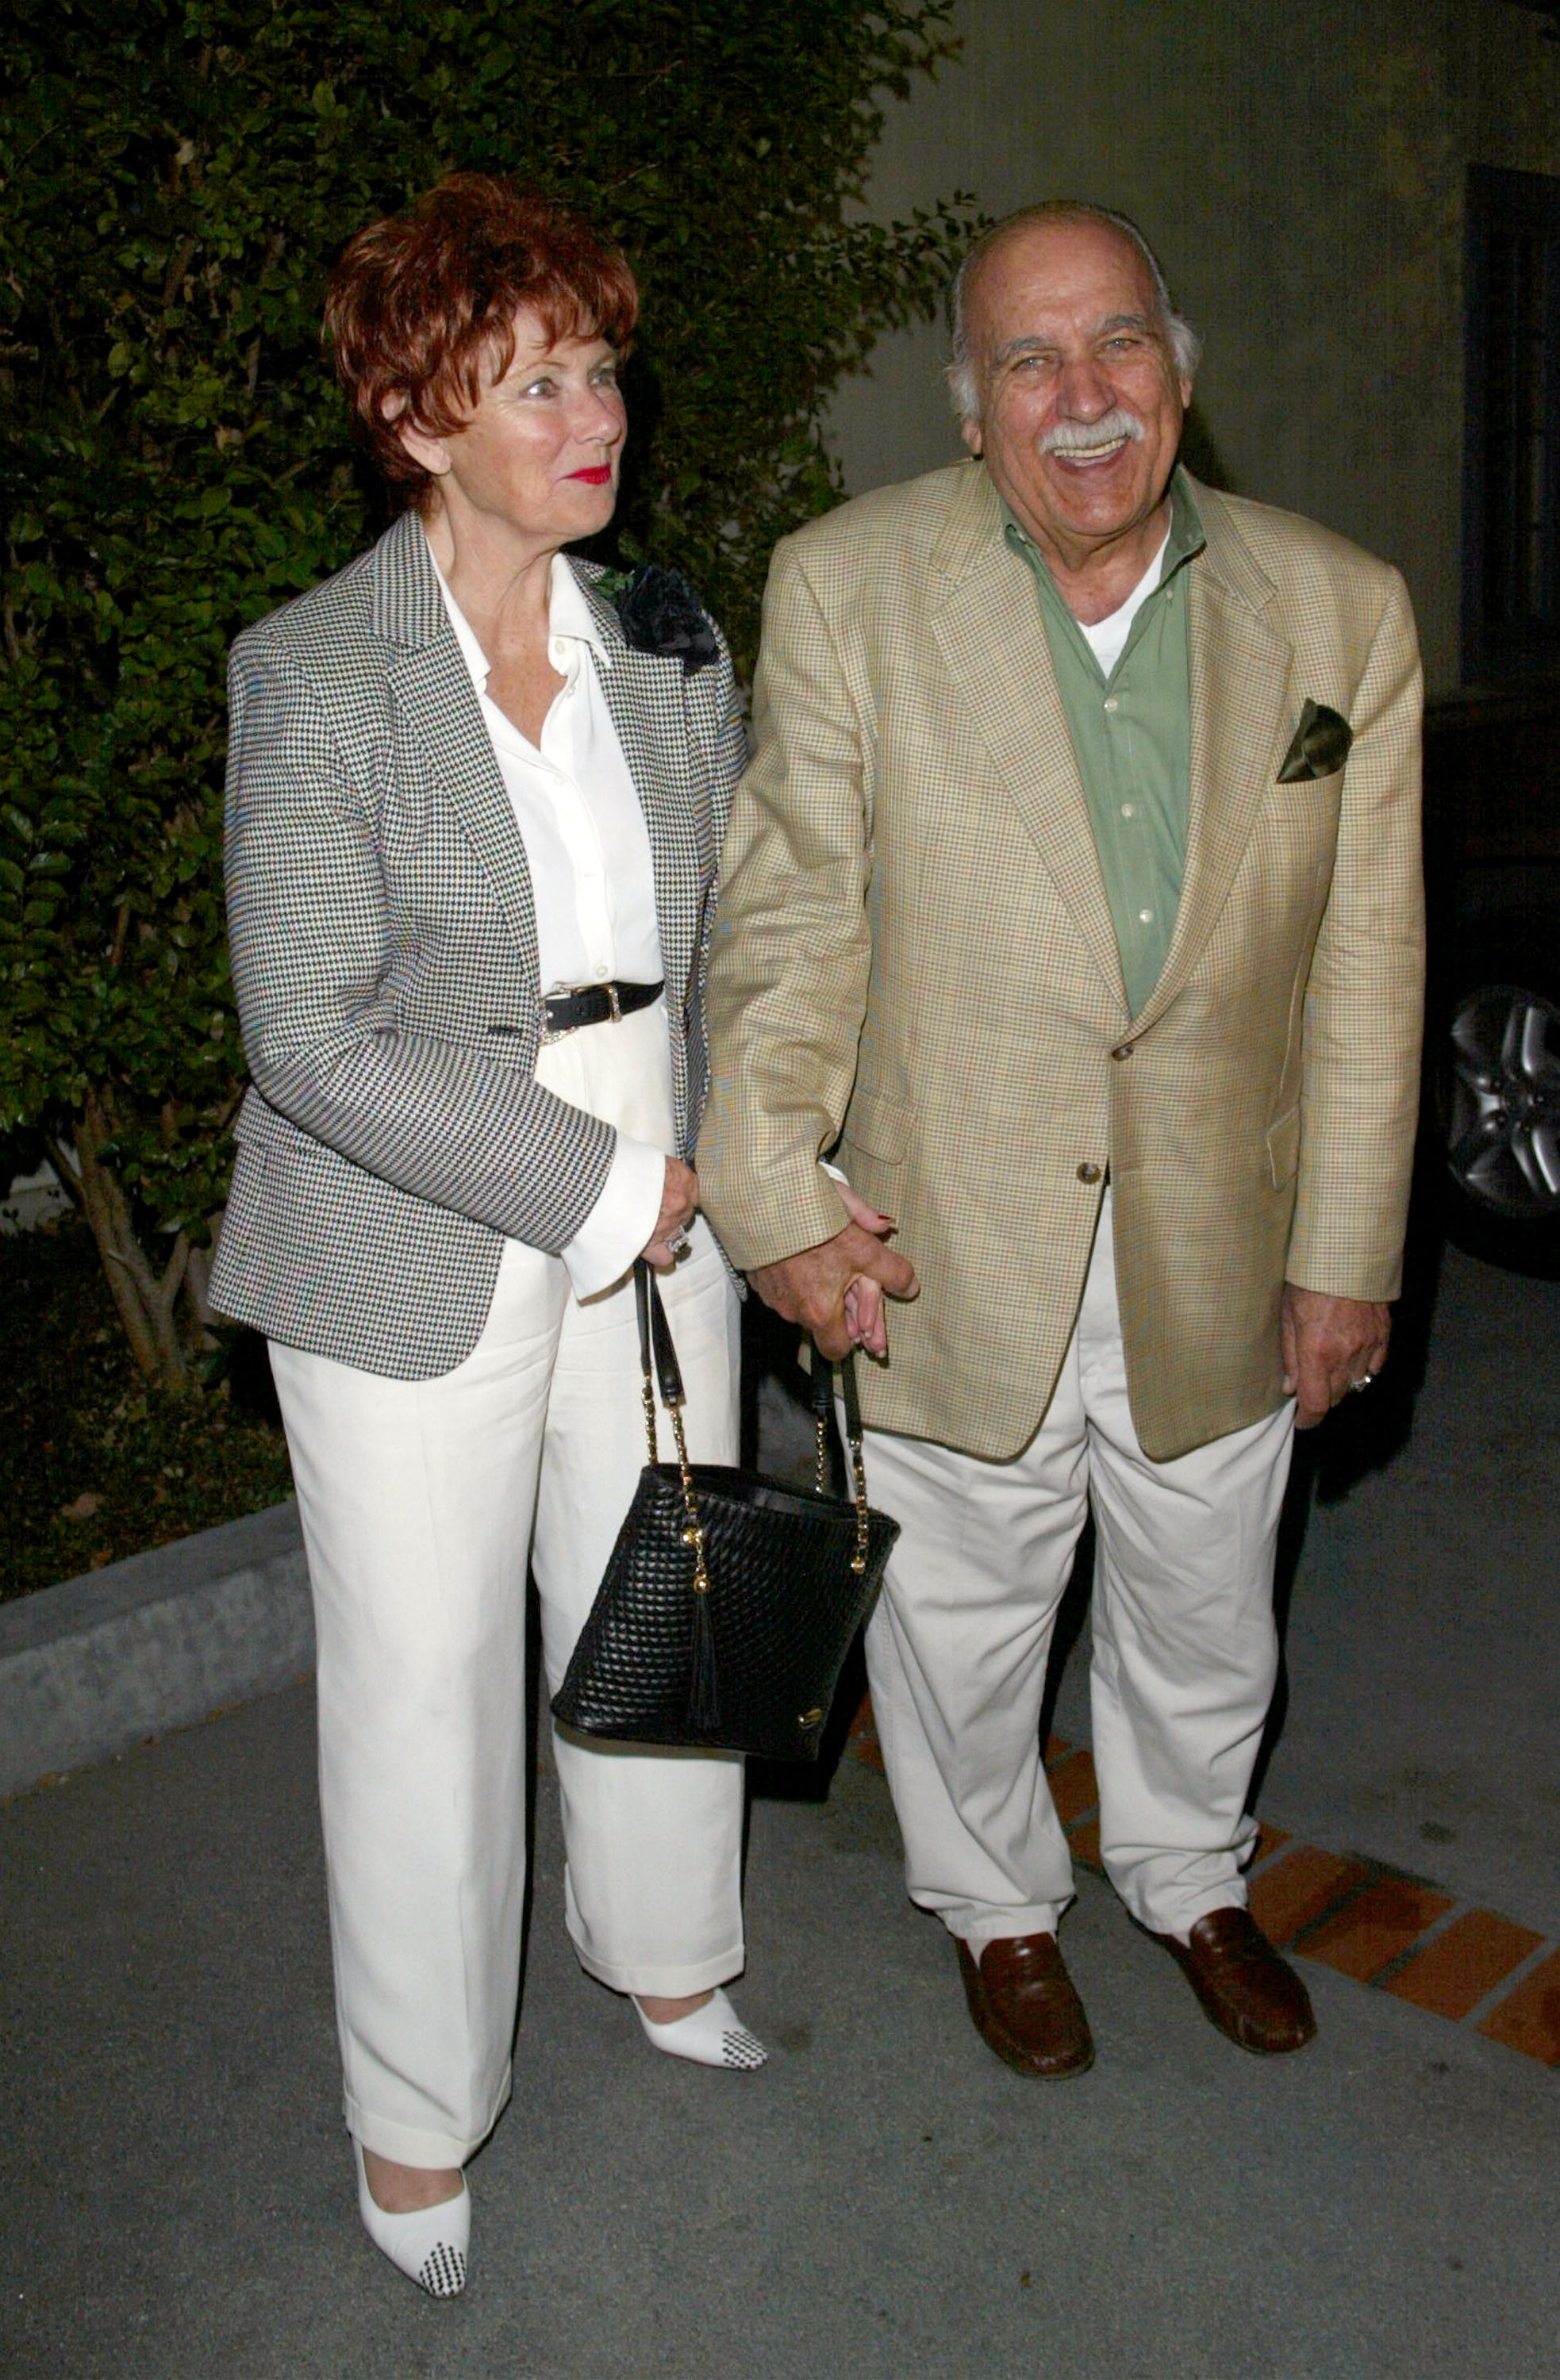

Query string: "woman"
[[210, 174, 761, 2299]]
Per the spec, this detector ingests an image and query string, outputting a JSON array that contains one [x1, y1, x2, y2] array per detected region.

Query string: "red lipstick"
[[568, 466, 613, 485]]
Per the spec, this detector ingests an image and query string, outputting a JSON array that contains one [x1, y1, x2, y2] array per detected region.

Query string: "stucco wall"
[[824, 0, 1560, 693]]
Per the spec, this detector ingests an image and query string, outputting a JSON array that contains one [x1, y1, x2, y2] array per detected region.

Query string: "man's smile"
[[1047, 432, 1132, 467]]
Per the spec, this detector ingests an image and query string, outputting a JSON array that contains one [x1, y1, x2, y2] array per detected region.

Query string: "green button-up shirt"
[[1004, 470, 1206, 1017]]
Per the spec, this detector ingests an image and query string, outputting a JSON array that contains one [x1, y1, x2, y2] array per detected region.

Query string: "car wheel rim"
[[1447, 982, 1560, 1223]]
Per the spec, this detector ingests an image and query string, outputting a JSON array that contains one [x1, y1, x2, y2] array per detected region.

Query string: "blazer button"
[[1077, 1161, 1102, 1184], [1110, 1042, 1133, 1061]]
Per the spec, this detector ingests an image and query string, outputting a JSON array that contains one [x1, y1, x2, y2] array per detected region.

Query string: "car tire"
[[1435, 920, 1560, 1270]]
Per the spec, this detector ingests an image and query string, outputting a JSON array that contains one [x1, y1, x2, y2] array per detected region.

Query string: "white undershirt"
[[1077, 526, 1171, 678], [429, 540, 666, 1295]]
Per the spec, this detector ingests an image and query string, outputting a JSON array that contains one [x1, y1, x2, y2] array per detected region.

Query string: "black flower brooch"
[[612, 562, 720, 678]]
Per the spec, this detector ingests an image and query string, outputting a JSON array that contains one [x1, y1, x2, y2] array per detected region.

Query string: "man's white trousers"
[[268, 1004, 743, 2169], [862, 1191, 1296, 1952]]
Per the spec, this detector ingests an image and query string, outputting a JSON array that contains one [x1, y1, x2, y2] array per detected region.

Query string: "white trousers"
[[268, 1004, 743, 2169], [862, 1192, 1296, 1951]]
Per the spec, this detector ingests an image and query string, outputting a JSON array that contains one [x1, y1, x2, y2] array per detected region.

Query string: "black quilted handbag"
[[550, 1261, 899, 1761]]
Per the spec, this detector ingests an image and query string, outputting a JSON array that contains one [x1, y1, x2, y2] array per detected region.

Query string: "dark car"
[[1423, 682, 1560, 1269]]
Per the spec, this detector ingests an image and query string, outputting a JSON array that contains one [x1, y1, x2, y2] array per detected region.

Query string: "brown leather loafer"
[[955, 1932, 1094, 2078], [1151, 1906, 1317, 2055]]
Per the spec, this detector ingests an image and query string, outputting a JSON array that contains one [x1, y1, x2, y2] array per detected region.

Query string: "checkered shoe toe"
[[635, 1986, 769, 2071], [354, 2142, 471, 2297]]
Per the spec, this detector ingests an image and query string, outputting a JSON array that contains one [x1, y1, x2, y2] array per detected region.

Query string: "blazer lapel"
[[1132, 495, 1295, 1035], [577, 566, 702, 1007], [930, 470, 1128, 1008], [371, 514, 542, 970]]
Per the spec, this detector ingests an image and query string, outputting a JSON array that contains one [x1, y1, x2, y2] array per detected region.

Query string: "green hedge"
[[0, 0, 971, 1387]]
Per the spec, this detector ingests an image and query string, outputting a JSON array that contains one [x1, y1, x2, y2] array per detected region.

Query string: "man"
[[697, 205, 1423, 2076]]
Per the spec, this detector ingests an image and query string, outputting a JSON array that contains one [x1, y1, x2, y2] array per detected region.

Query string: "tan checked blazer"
[[697, 463, 1424, 1461]]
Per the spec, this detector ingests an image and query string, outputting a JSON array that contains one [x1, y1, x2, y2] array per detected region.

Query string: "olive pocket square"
[[1277, 700, 1352, 782]]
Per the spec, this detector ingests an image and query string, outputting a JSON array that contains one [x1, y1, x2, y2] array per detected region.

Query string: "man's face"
[[961, 218, 1191, 575]]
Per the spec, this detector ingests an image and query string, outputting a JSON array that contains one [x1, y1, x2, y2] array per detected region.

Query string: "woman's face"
[[405, 305, 628, 546]]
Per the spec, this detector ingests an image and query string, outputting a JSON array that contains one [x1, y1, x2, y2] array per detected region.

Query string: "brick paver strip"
[[1247, 1846, 1371, 1945], [1476, 1948, 1560, 2065], [1066, 1813, 1103, 1872], [845, 1702, 885, 1773], [842, 1706, 1560, 2069], [1382, 1909, 1546, 2021], [1047, 1749, 1100, 1826], [1300, 1876, 1455, 1983]]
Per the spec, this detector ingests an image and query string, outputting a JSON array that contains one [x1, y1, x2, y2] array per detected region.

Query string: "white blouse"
[[430, 540, 667, 1293]]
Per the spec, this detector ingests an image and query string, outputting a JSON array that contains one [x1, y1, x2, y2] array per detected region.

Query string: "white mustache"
[[1041, 408, 1145, 455]]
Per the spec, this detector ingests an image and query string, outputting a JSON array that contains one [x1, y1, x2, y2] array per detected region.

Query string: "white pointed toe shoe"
[[353, 2141, 470, 2297], [632, 1987, 768, 2071]]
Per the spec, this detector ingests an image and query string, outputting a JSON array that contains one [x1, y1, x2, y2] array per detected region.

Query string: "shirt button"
[[594, 965, 609, 980], [1103, 697, 1119, 713], [1138, 908, 1153, 923], [1120, 802, 1135, 818]]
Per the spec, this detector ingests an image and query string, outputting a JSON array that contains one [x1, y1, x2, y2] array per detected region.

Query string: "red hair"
[[324, 173, 639, 505]]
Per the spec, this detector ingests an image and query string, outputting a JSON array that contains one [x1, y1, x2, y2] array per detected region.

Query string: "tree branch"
[[40, 1131, 85, 1211], [155, 1228, 191, 1320]]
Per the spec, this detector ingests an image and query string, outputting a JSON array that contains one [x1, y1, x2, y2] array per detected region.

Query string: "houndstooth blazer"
[[209, 509, 747, 1379], [697, 463, 1425, 1463]]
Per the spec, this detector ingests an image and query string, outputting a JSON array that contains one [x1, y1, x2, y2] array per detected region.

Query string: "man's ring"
[[1347, 1372, 1375, 1394]]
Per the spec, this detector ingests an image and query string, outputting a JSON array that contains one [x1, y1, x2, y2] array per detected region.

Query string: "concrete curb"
[[0, 1374, 817, 1803], [0, 1502, 312, 1801]]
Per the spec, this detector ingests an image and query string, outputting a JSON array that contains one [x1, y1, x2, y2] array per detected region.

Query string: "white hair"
[[947, 202, 1203, 424]]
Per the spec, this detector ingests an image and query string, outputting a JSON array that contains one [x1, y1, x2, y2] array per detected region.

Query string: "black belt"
[[541, 977, 663, 1037]]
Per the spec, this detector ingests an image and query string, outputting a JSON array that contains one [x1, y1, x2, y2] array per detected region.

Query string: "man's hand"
[[749, 1183, 918, 1361], [1281, 1284, 1392, 1429], [640, 1157, 700, 1272]]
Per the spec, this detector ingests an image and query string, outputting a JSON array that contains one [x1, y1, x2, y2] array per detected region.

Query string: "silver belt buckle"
[[539, 992, 573, 1048], [540, 981, 619, 1046]]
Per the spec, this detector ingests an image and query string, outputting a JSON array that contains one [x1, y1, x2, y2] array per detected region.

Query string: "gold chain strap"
[[667, 1399, 711, 1595], [847, 1428, 870, 1575], [641, 1352, 710, 1595], [814, 1365, 871, 1574], [645, 1319, 864, 1597]]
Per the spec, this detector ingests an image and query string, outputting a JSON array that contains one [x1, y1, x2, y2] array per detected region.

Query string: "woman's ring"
[[1347, 1372, 1375, 1394], [667, 1226, 690, 1259]]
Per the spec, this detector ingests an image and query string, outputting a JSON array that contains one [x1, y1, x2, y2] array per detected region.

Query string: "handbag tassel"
[[688, 1576, 721, 1731]]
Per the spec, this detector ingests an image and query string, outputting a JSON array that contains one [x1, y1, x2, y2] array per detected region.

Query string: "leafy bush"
[[1, 0, 970, 1388]]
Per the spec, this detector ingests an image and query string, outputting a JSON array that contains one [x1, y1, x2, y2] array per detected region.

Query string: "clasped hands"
[[745, 1181, 1389, 1422], [748, 1180, 919, 1361], [668, 1163, 1388, 1420], [643, 1157, 918, 1349]]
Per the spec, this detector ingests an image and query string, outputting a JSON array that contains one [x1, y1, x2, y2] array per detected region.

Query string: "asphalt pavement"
[[2, 1225, 1557, 2379]]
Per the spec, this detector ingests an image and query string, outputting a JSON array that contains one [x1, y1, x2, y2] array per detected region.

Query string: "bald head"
[[949, 202, 1200, 426], [949, 206, 1195, 605]]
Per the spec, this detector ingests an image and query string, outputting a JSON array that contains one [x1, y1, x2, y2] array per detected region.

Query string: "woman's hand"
[[832, 1178, 904, 1360], [640, 1157, 700, 1271]]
